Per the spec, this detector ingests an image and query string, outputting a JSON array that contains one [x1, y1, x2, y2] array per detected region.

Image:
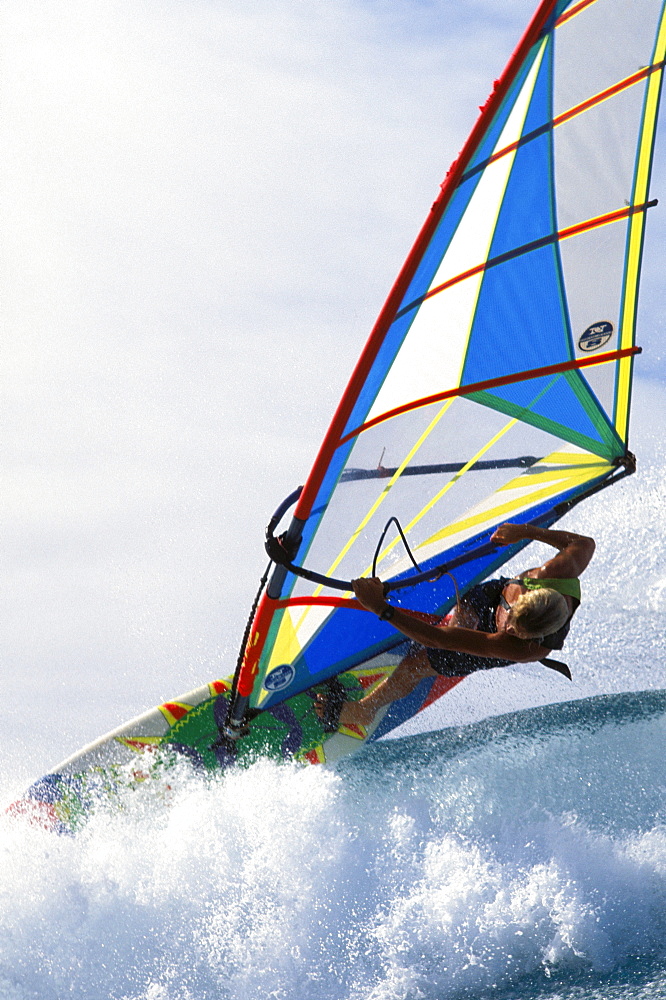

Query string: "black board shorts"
[[417, 577, 514, 677]]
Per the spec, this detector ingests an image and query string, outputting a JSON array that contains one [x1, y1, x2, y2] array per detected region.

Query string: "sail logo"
[[578, 321, 613, 352], [264, 663, 296, 692]]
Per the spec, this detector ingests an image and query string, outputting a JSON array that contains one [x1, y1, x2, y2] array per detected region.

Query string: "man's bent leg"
[[334, 647, 436, 728]]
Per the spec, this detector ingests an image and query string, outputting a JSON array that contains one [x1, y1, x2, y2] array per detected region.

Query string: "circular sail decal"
[[264, 664, 296, 692], [578, 321, 614, 353]]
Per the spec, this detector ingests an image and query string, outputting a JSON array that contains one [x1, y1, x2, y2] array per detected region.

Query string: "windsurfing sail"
[[227, 0, 666, 729]]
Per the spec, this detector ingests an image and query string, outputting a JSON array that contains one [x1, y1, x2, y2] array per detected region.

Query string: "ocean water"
[[2, 690, 666, 1000]]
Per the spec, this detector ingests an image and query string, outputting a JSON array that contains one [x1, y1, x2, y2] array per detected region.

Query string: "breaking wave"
[[2, 690, 666, 1000]]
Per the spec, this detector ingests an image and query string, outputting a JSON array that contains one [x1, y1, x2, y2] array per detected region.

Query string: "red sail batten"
[[338, 346, 642, 446]]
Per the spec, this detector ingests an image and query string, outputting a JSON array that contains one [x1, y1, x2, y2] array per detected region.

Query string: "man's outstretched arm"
[[491, 522, 595, 578]]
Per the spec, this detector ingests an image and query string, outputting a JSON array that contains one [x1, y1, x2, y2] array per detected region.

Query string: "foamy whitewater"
[[2, 693, 666, 1000]]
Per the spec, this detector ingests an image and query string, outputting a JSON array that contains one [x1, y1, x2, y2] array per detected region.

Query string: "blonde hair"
[[508, 588, 569, 640]]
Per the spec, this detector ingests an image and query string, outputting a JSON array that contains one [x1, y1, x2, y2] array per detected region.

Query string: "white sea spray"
[[3, 695, 666, 1000]]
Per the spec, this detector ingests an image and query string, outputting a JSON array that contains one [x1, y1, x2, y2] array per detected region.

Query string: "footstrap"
[[321, 678, 347, 733]]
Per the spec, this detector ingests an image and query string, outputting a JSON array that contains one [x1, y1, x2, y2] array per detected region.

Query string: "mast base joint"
[[220, 719, 250, 741]]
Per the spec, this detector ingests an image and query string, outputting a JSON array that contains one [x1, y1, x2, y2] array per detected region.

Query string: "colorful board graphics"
[[11, 663, 463, 835], [238, 0, 666, 712]]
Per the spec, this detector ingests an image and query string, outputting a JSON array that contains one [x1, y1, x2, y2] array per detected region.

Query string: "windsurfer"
[[315, 522, 595, 729]]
